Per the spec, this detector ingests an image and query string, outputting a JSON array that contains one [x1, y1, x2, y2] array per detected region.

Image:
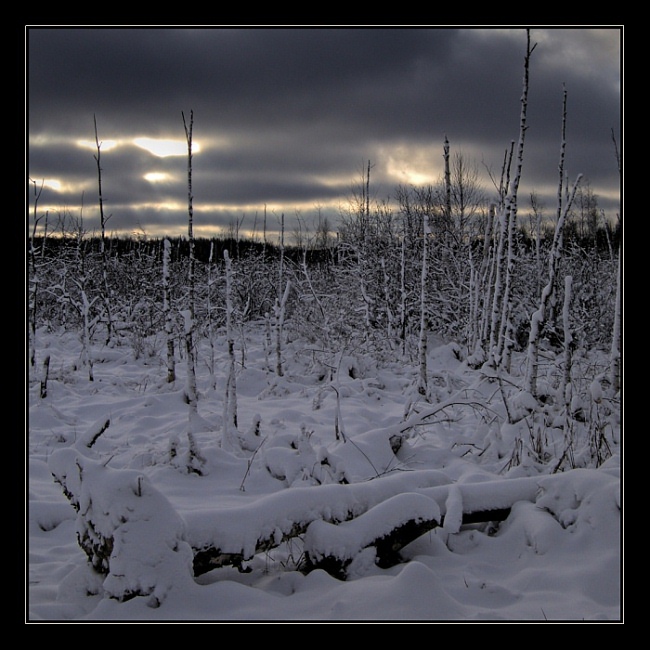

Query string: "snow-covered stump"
[[303, 493, 441, 579], [48, 448, 194, 607]]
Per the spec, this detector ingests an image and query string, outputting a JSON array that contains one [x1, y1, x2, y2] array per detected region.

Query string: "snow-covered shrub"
[[262, 424, 344, 486]]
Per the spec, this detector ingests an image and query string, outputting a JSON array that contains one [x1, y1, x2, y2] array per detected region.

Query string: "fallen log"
[[185, 475, 543, 578], [299, 480, 543, 579], [49, 445, 551, 587], [302, 493, 441, 579], [421, 476, 541, 528], [185, 469, 452, 576]]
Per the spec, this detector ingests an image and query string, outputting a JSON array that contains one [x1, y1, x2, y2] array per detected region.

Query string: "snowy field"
[[27, 325, 621, 622]]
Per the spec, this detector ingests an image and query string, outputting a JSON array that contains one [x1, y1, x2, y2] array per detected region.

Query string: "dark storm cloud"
[[27, 26, 621, 237], [29, 28, 451, 133]]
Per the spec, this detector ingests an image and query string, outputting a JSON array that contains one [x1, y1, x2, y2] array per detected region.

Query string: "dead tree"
[[182, 110, 198, 415], [491, 30, 536, 369], [222, 249, 239, 451], [73, 205, 97, 382], [274, 214, 291, 377], [182, 110, 204, 474], [417, 212, 430, 397], [609, 130, 621, 395], [29, 179, 46, 369], [523, 174, 581, 397], [162, 238, 176, 383], [93, 115, 114, 345], [523, 85, 582, 397]]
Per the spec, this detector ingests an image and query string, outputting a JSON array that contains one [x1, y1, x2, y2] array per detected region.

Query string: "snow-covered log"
[[186, 472, 543, 578], [303, 493, 441, 579], [50, 444, 603, 590], [420, 475, 541, 522], [48, 448, 194, 606], [187, 469, 451, 576]]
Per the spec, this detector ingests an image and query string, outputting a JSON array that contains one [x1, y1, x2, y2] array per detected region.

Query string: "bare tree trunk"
[[530, 192, 543, 297], [477, 204, 496, 355], [182, 110, 198, 416], [443, 135, 452, 234], [467, 243, 479, 354], [507, 30, 535, 221], [523, 82, 581, 397], [262, 204, 267, 259], [29, 180, 46, 369], [609, 130, 621, 396], [206, 241, 217, 390], [275, 214, 289, 377], [70, 200, 96, 382], [222, 249, 239, 451], [417, 213, 429, 397], [300, 243, 331, 351], [399, 235, 407, 357], [524, 175, 582, 397], [487, 203, 508, 367], [183, 111, 198, 408], [93, 115, 114, 345], [162, 238, 176, 383], [40, 355, 50, 399], [496, 30, 536, 367], [561, 275, 574, 404], [358, 161, 374, 339], [264, 311, 272, 372], [365, 159, 371, 224], [380, 257, 394, 341], [496, 201, 515, 368], [181, 110, 204, 474], [276, 281, 291, 377], [78, 250, 94, 381], [485, 146, 513, 367], [610, 240, 621, 394]]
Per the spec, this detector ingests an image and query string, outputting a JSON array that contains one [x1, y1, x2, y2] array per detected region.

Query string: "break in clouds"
[[27, 27, 621, 239]]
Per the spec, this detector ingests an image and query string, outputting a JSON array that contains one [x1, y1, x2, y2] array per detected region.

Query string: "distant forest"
[[28, 213, 620, 267]]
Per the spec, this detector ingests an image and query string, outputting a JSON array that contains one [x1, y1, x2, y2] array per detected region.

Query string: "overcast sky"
[[27, 26, 621, 241]]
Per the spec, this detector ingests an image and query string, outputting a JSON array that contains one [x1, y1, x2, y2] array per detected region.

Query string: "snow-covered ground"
[[27, 326, 621, 621]]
